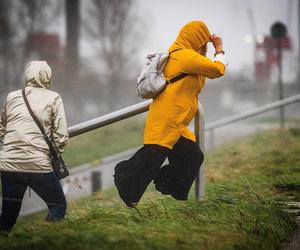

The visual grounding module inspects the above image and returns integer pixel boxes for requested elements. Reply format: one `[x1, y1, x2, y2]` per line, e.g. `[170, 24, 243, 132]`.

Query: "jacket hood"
[25, 61, 52, 89]
[169, 21, 211, 55]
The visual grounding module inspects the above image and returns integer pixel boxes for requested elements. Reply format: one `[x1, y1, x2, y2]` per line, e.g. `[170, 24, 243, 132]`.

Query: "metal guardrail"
[67, 94, 300, 201]
[69, 100, 152, 137]
[194, 104, 205, 200]
[205, 94, 300, 150]
[206, 94, 300, 131]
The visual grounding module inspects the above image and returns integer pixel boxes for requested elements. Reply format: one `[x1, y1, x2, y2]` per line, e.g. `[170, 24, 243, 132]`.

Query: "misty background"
[0, 0, 299, 126]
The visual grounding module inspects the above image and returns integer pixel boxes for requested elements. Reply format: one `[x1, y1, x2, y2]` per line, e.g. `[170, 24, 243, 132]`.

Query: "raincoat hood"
[25, 61, 52, 89]
[169, 21, 211, 55]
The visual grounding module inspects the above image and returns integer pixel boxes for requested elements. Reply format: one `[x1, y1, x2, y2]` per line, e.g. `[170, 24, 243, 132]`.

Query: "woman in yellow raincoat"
[114, 21, 228, 207]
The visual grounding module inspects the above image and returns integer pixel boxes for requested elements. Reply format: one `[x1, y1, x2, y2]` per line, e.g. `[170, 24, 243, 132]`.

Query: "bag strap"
[168, 73, 188, 84]
[166, 49, 188, 84]
[22, 89, 58, 159]
[169, 48, 182, 54]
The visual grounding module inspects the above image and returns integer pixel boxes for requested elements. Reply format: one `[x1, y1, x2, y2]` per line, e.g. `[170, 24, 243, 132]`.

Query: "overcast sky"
[136, 0, 298, 73]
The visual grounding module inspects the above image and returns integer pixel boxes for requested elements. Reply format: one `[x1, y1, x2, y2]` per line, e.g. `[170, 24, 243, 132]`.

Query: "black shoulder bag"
[22, 89, 69, 180]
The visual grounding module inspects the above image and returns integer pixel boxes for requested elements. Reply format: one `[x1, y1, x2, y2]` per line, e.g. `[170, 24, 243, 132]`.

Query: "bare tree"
[83, 0, 145, 110]
[0, 0, 61, 94]
[0, 1, 13, 95]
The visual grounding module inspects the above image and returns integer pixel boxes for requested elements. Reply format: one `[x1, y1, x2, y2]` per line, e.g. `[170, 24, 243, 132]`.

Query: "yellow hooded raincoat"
[144, 21, 226, 149]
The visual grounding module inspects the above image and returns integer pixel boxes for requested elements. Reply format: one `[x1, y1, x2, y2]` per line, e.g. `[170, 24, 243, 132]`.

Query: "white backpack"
[136, 51, 187, 99]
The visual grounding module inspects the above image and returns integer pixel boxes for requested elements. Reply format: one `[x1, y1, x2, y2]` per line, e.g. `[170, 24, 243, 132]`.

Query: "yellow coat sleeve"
[180, 50, 225, 79]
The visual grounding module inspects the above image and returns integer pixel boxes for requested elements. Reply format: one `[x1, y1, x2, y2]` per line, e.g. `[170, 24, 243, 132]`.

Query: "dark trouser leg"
[26, 172, 67, 221]
[114, 145, 170, 206]
[154, 136, 204, 200]
[0, 172, 27, 232]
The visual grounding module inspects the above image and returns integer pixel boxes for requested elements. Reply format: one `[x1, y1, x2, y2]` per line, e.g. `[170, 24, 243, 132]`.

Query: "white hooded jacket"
[0, 61, 69, 173]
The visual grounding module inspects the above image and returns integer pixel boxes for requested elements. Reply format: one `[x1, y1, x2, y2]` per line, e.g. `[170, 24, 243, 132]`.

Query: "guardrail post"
[195, 103, 205, 201]
[209, 129, 215, 150]
[91, 171, 102, 193]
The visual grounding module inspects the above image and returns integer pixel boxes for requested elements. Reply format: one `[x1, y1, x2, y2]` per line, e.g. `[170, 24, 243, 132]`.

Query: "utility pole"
[271, 22, 287, 129]
[65, 0, 80, 73]
[298, 0, 300, 91]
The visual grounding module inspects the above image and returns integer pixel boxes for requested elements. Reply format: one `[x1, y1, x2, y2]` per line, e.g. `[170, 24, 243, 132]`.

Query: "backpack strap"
[167, 73, 188, 84]
[166, 48, 188, 84]
[169, 48, 182, 54]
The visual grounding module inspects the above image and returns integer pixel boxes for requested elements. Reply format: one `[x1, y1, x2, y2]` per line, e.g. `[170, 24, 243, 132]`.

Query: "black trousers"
[114, 136, 204, 205]
[0, 172, 67, 232]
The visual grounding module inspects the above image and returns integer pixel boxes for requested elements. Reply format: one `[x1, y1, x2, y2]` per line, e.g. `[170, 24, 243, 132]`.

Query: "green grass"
[1, 128, 300, 250]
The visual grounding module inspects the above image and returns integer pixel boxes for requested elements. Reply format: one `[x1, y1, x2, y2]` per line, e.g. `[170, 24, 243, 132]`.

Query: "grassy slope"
[1, 128, 300, 250]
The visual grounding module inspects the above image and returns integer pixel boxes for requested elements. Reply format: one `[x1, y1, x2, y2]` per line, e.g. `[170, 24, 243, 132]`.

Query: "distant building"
[255, 35, 292, 82]
[27, 32, 64, 71]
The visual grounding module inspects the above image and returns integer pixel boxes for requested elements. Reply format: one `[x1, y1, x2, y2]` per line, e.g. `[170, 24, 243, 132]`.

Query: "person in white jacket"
[0, 61, 69, 233]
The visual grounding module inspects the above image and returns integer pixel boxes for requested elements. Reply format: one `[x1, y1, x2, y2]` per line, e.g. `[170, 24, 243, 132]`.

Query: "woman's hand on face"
[210, 34, 223, 51]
